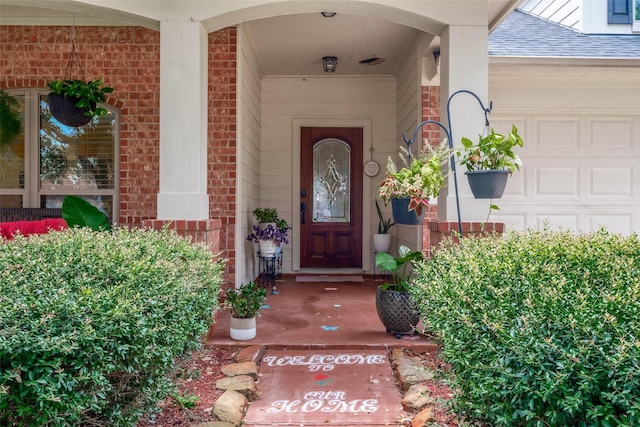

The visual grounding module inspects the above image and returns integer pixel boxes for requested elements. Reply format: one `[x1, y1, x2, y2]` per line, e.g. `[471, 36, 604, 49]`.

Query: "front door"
[300, 127, 363, 268]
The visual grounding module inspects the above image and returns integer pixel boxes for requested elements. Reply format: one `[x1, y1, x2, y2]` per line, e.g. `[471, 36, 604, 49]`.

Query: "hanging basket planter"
[48, 93, 94, 127]
[465, 170, 510, 199]
[391, 198, 425, 225]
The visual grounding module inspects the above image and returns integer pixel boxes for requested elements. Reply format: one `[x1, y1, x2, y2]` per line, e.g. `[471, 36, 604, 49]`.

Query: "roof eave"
[490, 56, 640, 67]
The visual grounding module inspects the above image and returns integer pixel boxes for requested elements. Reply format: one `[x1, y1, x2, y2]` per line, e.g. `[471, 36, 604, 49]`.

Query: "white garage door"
[487, 66, 640, 235]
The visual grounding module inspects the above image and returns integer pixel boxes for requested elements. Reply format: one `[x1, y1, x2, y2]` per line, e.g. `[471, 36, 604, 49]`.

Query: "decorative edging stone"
[390, 348, 439, 427]
[202, 345, 266, 427]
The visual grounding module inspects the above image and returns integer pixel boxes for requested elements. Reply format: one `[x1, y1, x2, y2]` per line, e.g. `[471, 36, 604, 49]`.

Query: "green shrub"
[412, 228, 640, 426]
[0, 227, 225, 426]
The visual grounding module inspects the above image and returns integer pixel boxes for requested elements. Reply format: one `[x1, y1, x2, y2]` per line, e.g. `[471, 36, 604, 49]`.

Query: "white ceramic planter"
[373, 233, 391, 252]
[230, 316, 257, 340]
[258, 239, 277, 257]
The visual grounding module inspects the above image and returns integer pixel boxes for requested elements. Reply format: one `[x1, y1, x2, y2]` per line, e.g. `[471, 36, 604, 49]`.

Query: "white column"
[438, 24, 491, 222]
[157, 21, 209, 220]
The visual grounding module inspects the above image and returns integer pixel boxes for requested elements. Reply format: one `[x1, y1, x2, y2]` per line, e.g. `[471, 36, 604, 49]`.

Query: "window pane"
[0, 195, 24, 209]
[312, 138, 350, 223]
[0, 93, 25, 192]
[39, 95, 116, 216]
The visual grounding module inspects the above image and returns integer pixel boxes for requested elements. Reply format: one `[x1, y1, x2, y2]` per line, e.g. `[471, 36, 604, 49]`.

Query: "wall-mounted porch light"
[323, 56, 338, 73]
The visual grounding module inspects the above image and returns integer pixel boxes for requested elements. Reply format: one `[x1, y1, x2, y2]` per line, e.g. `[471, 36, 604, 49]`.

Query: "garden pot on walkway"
[230, 316, 257, 340]
[375, 286, 419, 333]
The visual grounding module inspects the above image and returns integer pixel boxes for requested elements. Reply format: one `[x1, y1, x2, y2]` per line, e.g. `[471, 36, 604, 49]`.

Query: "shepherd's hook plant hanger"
[401, 89, 493, 235]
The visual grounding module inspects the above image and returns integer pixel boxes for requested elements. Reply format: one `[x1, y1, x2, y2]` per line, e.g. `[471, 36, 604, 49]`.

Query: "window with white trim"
[0, 88, 119, 223]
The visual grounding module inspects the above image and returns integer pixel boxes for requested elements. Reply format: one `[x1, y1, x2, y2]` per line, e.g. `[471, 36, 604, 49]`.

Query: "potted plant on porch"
[223, 281, 267, 340]
[379, 140, 452, 225]
[247, 207, 290, 257]
[373, 199, 394, 252]
[47, 78, 113, 127]
[375, 245, 424, 334]
[457, 125, 524, 199]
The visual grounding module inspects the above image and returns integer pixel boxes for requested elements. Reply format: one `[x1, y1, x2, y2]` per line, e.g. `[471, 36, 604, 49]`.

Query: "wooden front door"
[300, 127, 363, 268]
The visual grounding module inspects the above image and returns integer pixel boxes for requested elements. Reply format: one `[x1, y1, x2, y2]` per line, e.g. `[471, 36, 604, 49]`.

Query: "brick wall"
[208, 27, 238, 284]
[1, 25, 161, 226]
[1, 25, 238, 284]
[421, 85, 440, 251]
[427, 220, 504, 258]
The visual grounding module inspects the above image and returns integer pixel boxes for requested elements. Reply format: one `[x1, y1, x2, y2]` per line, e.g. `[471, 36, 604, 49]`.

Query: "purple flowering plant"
[246, 223, 289, 246]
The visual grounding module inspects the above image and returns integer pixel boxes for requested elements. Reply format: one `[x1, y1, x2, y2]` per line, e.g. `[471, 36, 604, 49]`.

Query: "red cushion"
[0, 218, 68, 240]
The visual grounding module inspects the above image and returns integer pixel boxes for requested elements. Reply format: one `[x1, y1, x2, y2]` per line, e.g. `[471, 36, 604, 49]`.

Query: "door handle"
[300, 202, 306, 224]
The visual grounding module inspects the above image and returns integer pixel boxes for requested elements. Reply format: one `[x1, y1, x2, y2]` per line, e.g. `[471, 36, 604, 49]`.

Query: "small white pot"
[373, 233, 391, 252]
[230, 316, 257, 340]
[259, 239, 277, 257]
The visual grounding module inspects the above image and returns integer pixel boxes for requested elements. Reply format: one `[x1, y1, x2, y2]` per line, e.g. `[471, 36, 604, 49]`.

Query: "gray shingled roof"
[490, 10, 640, 58]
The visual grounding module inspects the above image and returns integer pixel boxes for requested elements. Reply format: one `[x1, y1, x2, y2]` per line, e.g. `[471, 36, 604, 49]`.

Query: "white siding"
[395, 38, 424, 252]
[261, 75, 397, 272]
[518, 0, 582, 31]
[237, 24, 263, 285]
[488, 63, 640, 235]
[518, 0, 636, 35]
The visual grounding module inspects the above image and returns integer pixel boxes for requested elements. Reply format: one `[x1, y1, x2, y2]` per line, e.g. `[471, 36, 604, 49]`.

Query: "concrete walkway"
[244, 349, 403, 426]
[206, 275, 439, 353]
[206, 275, 441, 426]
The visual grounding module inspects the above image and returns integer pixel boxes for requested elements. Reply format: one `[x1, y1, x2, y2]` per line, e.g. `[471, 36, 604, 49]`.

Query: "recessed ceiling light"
[359, 57, 385, 65]
[321, 12, 337, 17]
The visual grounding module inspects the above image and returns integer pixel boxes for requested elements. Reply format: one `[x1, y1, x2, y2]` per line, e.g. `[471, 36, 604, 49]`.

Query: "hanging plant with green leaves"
[47, 78, 113, 119]
[47, 21, 114, 127]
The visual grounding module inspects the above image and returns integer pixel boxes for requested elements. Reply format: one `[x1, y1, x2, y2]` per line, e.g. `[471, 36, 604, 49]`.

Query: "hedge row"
[413, 228, 640, 426]
[0, 227, 225, 426]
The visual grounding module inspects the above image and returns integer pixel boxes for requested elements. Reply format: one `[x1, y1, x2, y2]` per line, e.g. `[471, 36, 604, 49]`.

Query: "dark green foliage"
[0, 89, 22, 146]
[62, 195, 111, 231]
[375, 245, 423, 292]
[0, 227, 225, 426]
[47, 79, 114, 118]
[458, 124, 524, 173]
[224, 281, 267, 319]
[375, 199, 394, 234]
[412, 228, 640, 426]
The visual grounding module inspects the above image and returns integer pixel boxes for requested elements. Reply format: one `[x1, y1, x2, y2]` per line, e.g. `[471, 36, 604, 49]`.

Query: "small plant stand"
[257, 250, 282, 294]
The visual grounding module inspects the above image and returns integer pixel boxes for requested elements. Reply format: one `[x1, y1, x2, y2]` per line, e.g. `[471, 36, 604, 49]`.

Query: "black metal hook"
[400, 89, 493, 235]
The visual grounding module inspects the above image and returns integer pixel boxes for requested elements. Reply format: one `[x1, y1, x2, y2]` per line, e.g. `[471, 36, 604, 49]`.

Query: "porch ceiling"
[0, 0, 520, 77]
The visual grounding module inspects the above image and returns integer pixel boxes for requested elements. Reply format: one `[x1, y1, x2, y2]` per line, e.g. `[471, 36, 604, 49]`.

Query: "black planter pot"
[391, 197, 425, 225]
[375, 286, 419, 333]
[465, 169, 510, 199]
[48, 93, 95, 127]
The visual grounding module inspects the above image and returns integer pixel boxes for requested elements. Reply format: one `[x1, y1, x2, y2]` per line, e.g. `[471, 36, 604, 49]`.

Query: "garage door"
[488, 114, 640, 235]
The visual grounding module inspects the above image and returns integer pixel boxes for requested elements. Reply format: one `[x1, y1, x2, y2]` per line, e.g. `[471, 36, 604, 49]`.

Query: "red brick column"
[426, 220, 504, 258]
[142, 219, 222, 256]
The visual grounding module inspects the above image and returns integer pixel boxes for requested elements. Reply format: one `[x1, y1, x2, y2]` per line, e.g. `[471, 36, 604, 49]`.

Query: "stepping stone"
[244, 349, 404, 426]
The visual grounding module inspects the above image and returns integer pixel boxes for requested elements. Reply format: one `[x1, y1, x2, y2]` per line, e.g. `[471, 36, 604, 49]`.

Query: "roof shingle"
[489, 10, 640, 58]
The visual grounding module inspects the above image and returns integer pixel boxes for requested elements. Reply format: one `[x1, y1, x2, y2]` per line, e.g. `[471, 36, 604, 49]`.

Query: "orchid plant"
[378, 140, 452, 217]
